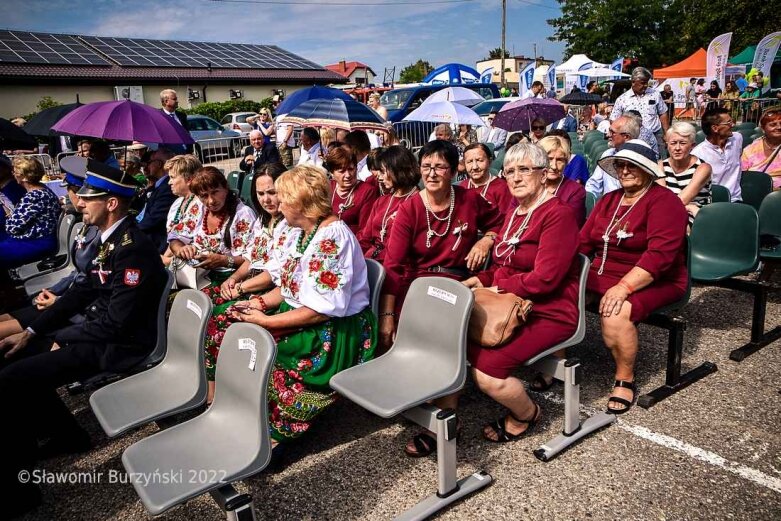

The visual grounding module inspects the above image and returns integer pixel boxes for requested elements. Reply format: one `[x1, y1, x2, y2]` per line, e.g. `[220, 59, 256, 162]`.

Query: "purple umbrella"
[52, 99, 194, 144]
[493, 98, 566, 132]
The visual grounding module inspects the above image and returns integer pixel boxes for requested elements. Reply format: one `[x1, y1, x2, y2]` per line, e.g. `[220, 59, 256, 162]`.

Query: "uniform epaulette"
[120, 232, 133, 246]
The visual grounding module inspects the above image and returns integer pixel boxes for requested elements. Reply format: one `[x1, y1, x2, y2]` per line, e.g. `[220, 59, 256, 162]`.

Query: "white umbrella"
[578, 67, 630, 78]
[423, 87, 485, 107]
[403, 100, 486, 127]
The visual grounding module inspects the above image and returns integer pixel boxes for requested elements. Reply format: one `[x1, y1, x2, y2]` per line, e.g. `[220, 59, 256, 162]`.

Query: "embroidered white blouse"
[192, 201, 256, 258]
[166, 195, 204, 244]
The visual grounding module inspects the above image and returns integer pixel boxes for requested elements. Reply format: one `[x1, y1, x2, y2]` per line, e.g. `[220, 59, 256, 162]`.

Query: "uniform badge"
[124, 268, 141, 286]
[120, 232, 133, 246]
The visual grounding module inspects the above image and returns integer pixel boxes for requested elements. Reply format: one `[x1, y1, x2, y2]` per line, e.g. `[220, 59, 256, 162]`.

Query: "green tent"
[730, 46, 756, 65]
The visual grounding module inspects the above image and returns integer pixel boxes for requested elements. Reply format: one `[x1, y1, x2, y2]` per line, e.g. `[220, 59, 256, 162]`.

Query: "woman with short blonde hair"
[659, 122, 712, 224]
[163, 154, 204, 264]
[228, 163, 376, 447]
[537, 135, 587, 226]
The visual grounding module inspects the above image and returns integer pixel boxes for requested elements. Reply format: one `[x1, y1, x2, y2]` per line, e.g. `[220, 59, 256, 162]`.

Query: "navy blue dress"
[0, 186, 61, 269]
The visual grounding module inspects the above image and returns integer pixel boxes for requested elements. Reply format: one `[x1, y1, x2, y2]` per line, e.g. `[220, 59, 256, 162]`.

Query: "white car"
[188, 115, 243, 160]
[220, 112, 258, 136]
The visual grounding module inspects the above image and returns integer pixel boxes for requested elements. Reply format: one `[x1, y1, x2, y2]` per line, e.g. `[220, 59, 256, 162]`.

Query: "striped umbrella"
[280, 98, 387, 131]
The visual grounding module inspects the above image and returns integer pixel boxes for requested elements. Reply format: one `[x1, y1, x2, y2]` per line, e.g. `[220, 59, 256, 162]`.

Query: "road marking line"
[538, 391, 781, 494]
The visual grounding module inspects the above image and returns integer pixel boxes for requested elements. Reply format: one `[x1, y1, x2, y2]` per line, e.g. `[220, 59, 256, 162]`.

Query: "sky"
[2, 0, 565, 81]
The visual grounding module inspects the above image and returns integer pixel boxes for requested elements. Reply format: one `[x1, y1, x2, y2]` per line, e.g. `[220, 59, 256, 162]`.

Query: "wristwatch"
[226, 255, 235, 269]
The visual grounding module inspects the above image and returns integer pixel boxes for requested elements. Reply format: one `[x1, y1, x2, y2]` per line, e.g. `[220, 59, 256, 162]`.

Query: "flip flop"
[482, 402, 541, 443]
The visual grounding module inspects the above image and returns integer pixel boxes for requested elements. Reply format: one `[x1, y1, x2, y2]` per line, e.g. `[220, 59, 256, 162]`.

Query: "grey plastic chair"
[523, 255, 616, 461]
[13, 213, 76, 281]
[89, 290, 212, 438]
[330, 277, 491, 521]
[122, 323, 277, 517]
[24, 222, 84, 296]
[364, 258, 385, 317]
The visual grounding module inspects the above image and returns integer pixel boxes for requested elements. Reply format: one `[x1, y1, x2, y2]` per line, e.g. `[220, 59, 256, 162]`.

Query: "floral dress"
[165, 194, 203, 244]
[202, 216, 284, 380]
[262, 219, 377, 442]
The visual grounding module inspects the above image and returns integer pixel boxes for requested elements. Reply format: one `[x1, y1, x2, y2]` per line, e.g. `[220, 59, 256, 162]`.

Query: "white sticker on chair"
[238, 338, 257, 371]
[427, 286, 458, 305]
[186, 299, 203, 319]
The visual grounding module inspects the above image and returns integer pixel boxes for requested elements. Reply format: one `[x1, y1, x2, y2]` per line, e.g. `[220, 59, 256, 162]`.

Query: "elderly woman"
[530, 118, 547, 143]
[173, 167, 256, 286]
[580, 140, 687, 414]
[326, 145, 378, 234]
[741, 107, 781, 190]
[380, 140, 503, 349]
[227, 165, 376, 445]
[163, 154, 204, 265]
[0, 157, 61, 270]
[658, 122, 712, 224]
[358, 146, 420, 261]
[404, 143, 581, 455]
[201, 162, 287, 403]
[537, 136, 587, 226]
[459, 143, 513, 213]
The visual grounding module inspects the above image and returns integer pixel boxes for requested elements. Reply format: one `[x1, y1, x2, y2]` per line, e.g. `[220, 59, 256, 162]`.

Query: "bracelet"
[226, 255, 235, 269]
[618, 280, 635, 294]
[379, 312, 395, 317]
[258, 297, 268, 312]
[483, 233, 497, 242]
[236, 282, 244, 296]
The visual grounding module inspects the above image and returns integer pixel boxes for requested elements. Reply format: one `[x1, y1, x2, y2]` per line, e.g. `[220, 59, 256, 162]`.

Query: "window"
[203, 118, 222, 131]
[220, 115, 232, 124]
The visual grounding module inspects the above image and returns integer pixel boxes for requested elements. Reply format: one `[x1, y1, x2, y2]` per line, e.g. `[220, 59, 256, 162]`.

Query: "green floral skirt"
[268, 302, 377, 442]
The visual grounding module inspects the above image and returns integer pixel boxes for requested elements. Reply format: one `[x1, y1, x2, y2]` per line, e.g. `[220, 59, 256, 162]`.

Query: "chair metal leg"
[399, 405, 492, 521]
[637, 315, 718, 409]
[210, 484, 257, 521]
[531, 357, 616, 462]
[724, 281, 781, 361]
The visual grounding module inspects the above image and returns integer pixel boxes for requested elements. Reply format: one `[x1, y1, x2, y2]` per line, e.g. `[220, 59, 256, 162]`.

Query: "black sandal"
[404, 432, 437, 458]
[606, 380, 637, 415]
[529, 372, 558, 392]
[482, 402, 541, 443]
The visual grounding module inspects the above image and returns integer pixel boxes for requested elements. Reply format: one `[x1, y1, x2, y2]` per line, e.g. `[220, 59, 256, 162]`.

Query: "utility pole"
[500, 0, 506, 87]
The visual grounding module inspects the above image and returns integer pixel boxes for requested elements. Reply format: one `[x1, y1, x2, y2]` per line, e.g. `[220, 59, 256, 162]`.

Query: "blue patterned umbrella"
[275, 86, 354, 116]
[280, 98, 387, 131]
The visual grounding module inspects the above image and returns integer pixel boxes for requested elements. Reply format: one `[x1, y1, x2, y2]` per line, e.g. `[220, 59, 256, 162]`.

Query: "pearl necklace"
[597, 184, 652, 275]
[379, 188, 416, 242]
[468, 175, 493, 199]
[332, 183, 358, 217]
[494, 190, 548, 261]
[422, 188, 455, 248]
[548, 177, 564, 196]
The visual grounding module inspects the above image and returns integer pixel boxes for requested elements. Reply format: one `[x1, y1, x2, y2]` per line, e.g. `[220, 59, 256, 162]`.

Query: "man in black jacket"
[137, 147, 177, 252]
[159, 88, 188, 128]
[0, 159, 168, 517]
[239, 129, 281, 173]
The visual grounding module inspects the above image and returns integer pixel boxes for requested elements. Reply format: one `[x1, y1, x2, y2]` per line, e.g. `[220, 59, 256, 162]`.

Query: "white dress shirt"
[585, 148, 623, 197]
[692, 133, 744, 202]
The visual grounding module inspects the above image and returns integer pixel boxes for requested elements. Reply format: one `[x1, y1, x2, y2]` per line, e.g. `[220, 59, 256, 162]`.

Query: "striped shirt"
[661, 157, 711, 207]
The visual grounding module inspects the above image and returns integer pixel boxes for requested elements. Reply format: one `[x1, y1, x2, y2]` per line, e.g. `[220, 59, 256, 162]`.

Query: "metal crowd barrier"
[8, 153, 57, 178]
[393, 121, 436, 151]
[194, 135, 250, 173]
[679, 96, 780, 124]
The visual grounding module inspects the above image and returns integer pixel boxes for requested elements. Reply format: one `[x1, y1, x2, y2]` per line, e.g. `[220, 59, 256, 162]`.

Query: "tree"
[399, 60, 434, 83]
[487, 48, 510, 59]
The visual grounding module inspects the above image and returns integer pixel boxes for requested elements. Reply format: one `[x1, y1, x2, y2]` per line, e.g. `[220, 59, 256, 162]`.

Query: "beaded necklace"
[296, 218, 323, 254]
[332, 183, 358, 217]
[422, 188, 455, 248]
[172, 194, 195, 225]
[379, 188, 417, 242]
[468, 175, 493, 198]
[547, 176, 564, 196]
[597, 183, 652, 275]
[202, 208, 227, 236]
[494, 190, 548, 261]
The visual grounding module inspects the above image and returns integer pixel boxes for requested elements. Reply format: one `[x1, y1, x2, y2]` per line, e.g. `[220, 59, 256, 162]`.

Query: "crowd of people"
[0, 72, 779, 517]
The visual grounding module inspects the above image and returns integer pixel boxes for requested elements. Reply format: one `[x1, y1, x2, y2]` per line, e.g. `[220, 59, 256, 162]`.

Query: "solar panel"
[0, 30, 109, 66]
[79, 35, 323, 69]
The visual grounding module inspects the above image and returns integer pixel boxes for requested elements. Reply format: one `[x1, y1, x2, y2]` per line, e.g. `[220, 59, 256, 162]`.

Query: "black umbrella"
[0, 118, 37, 150]
[558, 91, 603, 106]
[23, 102, 84, 136]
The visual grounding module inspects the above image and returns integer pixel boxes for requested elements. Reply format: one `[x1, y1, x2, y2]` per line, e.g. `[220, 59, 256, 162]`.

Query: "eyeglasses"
[613, 160, 639, 171]
[714, 119, 734, 127]
[420, 164, 450, 175]
[504, 166, 544, 178]
[259, 112, 269, 117]
[532, 126, 545, 131]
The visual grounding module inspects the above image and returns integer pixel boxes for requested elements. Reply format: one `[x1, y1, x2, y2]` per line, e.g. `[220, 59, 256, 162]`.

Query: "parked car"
[471, 97, 517, 117]
[188, 115, 242, 160]
[380, 83, 500, 123]
[220, 112, 259, 135]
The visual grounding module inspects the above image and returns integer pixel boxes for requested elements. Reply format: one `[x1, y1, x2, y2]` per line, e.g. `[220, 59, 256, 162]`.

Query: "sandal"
[529, 372, 558, 393]
[482, 402, 541, 443]
[404, 431, 437, 458]
[606, 380, 637, 415]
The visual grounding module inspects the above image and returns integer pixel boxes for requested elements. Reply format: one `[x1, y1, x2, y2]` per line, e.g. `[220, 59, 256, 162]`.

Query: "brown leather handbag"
[468, 288, 533, 348]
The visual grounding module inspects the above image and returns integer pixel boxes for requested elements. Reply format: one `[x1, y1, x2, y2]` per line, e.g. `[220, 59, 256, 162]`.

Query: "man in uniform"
[0, 158, 168, 517]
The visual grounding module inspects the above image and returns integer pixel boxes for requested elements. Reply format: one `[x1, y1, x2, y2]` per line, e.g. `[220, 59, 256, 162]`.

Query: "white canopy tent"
[555, 54, 610, 95]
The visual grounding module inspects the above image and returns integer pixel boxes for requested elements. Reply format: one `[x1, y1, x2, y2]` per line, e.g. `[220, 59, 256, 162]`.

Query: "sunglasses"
[532, 126, 545, 131]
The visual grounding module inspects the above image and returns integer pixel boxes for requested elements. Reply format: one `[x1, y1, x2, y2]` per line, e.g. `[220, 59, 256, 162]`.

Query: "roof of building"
[324, 61, 376, 78]
[0, 29, 345, 84]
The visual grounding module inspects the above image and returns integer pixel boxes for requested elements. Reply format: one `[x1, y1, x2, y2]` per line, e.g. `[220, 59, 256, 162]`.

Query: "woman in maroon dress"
[325, 145, 378, 234]
[538, 135, 587, 227]
[580, 140, 688, 414]
[403, 143, 580, 455]
[459, 143, 513, 214]
[358, 146, 420, 262]
[380, 140, 503, 350]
